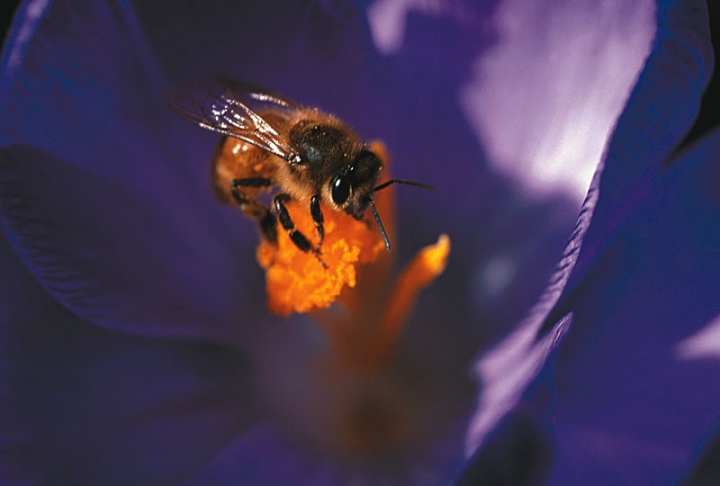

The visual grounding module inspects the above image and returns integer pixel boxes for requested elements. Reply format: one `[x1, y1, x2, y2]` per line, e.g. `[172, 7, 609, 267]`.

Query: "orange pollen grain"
[257, 200, 384, 317]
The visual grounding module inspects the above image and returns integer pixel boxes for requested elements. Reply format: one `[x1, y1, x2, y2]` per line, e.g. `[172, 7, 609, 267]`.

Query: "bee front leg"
[274, 194, 327, 268]
[310, 195, 324, 248]
[230, 178, 277, 243]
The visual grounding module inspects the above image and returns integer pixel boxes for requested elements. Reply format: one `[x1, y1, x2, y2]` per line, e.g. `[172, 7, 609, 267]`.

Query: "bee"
[166, 77, 430, 258]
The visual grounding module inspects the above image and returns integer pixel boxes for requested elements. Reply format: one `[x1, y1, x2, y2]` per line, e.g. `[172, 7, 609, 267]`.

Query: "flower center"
[257, 194, 450, 369]
[252, 156, 456, 465]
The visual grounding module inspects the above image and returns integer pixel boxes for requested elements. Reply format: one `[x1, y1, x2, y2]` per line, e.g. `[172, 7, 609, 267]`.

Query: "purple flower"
[0, 0, 714, 484]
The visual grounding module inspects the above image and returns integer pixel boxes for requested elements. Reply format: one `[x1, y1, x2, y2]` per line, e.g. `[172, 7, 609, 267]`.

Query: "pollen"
[257, 199, 385, 317]
[252, 147, 455, 460]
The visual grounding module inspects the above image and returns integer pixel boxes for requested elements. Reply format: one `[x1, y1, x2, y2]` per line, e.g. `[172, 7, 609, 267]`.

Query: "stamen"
[370, 234, 451, 366]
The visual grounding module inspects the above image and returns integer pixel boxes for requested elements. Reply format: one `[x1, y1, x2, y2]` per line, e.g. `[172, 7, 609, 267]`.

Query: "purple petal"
[464, 314, 571, 456]
[564, 0, 715, 295]
[0, 145, 264, 343]
[188, 423, 466, 484]
[547, 128, 720, 483]
[0, 233, 256, 484]
[455, 297, 573, 484]
[459, 0, 655, 201]
[0, 0, 282, 339]
[460, 119, 606, 467]
[463, 0, 714, 479]
[454, 379, 558, 485]
[187, 425, 336, 485]
[362, 0, 655, 339]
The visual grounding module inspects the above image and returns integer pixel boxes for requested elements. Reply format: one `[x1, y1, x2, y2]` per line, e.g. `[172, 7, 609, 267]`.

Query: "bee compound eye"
[331, 175, 351, 205]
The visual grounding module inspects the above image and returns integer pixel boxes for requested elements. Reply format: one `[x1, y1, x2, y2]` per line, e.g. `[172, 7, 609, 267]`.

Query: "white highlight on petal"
[0, 0, 51, 116]
[464, 313, 571, 456]
[367, 0, 445, 55]
[4, 0, 50, 71]
[460, 0, 655, 201]
[676, 313, 720, 360]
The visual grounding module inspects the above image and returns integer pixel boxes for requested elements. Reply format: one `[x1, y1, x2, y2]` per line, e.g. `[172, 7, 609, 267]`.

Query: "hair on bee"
[166, 77, 433, 259]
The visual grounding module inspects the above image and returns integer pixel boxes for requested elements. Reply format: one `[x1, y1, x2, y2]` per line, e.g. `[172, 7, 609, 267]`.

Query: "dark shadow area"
[679, 0, 720, 149]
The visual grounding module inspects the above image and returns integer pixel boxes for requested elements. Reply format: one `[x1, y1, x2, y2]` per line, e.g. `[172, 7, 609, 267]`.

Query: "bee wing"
[166, 77, 301, 164]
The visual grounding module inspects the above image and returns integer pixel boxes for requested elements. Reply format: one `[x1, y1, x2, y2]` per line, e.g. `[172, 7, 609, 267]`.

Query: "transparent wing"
[166, 77, 302, 164]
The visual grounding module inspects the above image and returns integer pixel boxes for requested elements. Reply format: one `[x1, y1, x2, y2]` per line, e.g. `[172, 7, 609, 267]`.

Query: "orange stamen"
[257, 199, 384, 317]
[371, 234, 450, 365]
[255, 143, 450, 373]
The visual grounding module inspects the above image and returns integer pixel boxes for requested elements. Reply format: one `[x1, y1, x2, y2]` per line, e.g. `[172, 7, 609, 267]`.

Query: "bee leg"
[230, 178, 277, 243]
[274, 194, 327, 268]
[310, 195, 324, 248]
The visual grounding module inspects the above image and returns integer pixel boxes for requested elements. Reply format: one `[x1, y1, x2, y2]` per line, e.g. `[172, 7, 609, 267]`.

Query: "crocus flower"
[0, 0, 714, 484]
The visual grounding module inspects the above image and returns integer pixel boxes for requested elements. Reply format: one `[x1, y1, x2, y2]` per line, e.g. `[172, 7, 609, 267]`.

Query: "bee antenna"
[374, 179, 434, 193]
[367, 198, 391, 252]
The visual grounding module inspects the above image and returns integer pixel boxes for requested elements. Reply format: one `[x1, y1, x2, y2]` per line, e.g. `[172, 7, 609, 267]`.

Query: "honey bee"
[166, 77, 430, 258]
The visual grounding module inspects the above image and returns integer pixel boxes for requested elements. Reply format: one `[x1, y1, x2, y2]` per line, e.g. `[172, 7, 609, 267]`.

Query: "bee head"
[329, 149, 383, 219]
